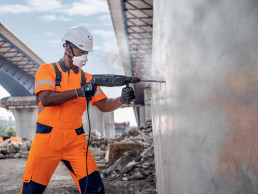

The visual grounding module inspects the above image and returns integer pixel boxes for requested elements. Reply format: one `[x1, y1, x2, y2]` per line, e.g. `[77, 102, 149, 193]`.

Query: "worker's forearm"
[39, 90, 78, 107]
[95, 97, 122, 112]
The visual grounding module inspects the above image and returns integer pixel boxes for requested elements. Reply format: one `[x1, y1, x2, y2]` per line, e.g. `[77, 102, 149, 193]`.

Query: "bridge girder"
[0, 23, 45, 96]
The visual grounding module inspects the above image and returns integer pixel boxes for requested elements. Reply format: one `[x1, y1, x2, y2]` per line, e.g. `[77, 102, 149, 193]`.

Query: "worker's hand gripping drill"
[120, 85, 135, 104]
[76, 83, 97, 101]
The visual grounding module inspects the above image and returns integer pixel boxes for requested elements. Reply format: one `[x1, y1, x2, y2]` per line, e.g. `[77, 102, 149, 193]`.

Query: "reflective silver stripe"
[38, 107, 45, 113]
[35, 80, 55, 89]
[95, 88, 104, 96]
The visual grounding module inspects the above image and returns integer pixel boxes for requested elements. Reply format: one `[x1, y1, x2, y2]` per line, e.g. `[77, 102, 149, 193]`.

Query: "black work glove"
[120, 86, 135, 104]
[76, 83, 97, 99]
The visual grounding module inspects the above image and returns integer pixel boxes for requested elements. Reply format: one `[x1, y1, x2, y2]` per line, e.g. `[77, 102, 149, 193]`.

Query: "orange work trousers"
[20, 122, 104, 194]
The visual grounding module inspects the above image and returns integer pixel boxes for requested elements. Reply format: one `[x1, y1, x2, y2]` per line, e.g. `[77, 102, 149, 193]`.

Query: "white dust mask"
[72, 54, 88, 68]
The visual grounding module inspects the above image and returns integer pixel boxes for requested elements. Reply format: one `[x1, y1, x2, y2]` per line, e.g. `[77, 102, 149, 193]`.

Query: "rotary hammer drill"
[90, 74, 165, 104]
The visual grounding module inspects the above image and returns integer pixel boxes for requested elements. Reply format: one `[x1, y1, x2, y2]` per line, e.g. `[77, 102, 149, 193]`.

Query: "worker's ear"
[65, 45, 71, 54]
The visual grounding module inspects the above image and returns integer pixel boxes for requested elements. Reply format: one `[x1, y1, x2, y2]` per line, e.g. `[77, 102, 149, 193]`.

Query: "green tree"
[3, 127, 16, 137]
[0, 123, 8, 137]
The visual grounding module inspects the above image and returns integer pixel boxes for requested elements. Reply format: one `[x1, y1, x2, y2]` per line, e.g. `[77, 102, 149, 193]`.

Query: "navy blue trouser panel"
[22, 180, 46, 194]
[62, 160, 76, 175]
[79, 171, 105, 194]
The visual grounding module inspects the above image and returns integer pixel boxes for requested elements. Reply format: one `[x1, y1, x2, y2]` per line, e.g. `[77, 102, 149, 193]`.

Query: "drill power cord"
[85, 99, 91, 194]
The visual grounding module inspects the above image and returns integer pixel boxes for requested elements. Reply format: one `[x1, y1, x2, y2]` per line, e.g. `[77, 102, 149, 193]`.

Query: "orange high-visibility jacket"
[35, 59, 107, 129]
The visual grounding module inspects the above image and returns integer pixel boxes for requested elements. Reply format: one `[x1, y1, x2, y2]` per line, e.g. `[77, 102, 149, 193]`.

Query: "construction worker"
[20, 26, 135, 194]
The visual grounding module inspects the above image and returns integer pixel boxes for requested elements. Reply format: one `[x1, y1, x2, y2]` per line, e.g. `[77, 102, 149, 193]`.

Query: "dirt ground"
[0, 158, 156, 194]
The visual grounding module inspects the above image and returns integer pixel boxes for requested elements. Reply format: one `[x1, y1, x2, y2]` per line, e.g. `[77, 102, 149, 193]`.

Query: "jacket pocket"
[36, 122, 53, 134]
[75, 125, 85, 135]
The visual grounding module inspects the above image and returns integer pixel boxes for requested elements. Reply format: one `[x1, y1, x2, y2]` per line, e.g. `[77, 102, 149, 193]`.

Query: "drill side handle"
[125, 83, 131, 105]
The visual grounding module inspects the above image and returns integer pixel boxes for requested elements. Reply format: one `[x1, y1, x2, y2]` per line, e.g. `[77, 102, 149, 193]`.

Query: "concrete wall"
[152, 1, 258, 194]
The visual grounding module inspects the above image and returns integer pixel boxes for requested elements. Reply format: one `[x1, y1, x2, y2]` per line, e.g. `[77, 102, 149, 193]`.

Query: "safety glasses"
[69, 45, 78, 49]
[69, 45, 89, 55]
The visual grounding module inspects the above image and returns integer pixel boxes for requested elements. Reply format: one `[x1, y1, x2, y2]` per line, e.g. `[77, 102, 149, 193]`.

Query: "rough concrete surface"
[152, 0, 258, 194]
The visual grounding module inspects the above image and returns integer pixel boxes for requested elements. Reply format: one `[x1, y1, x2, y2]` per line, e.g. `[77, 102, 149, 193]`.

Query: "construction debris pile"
[0, 138, 31, 159]
[89, 120, 156, 193]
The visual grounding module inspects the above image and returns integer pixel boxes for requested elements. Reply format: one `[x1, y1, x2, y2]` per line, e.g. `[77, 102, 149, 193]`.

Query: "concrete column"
[11, 107, 37, 140]
[1, 96, 38, 140]
[83, 104, 105, 136]
[104, 112, 115, 138]
[152, 0, 258, 193]
[144, 86, 151, 121]
[134, 106, 146, 127]
[139, 106, 145, 127]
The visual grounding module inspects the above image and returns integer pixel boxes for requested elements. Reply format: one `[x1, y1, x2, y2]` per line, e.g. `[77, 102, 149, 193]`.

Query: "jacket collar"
[58, 59, 79, 74]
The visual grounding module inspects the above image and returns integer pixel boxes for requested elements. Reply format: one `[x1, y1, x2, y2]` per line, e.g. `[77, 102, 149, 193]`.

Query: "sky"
[0, 0, 137, 126]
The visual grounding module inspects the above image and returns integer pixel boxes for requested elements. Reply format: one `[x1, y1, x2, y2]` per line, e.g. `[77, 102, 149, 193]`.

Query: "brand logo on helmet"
[79, 45, 83, 47]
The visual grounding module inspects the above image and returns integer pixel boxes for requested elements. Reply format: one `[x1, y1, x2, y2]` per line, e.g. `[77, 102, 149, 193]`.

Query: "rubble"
[108, 141, 144, 166]
[91, 120, 156, 193]
[0, 138, 31, 159]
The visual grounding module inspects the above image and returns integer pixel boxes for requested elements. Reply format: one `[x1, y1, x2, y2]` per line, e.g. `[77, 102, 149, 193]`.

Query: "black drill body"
[91, 74, 141, 87]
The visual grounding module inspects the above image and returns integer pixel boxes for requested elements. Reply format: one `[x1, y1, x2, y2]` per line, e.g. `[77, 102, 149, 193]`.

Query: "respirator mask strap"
[63, 42, 76, 59]
[69, 45, 76, 57]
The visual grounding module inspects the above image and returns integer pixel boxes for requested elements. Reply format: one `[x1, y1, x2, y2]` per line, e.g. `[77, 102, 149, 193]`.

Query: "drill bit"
[140, 79, 166, 83]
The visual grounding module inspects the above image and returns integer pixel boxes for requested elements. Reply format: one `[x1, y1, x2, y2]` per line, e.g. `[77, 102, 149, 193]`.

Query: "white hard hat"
[61, 26, 93, 52]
